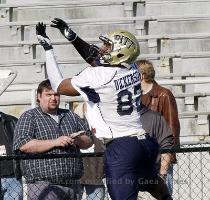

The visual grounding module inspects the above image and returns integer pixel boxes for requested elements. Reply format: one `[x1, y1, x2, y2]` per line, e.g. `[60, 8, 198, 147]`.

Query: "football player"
[36, 22, 172, 200]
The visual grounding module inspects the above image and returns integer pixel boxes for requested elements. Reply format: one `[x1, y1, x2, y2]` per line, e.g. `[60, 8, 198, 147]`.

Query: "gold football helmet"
[99, 29, 140, 66]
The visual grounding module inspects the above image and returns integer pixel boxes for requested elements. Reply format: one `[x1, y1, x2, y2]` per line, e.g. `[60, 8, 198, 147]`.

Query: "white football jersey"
[71, 65, 144, 139]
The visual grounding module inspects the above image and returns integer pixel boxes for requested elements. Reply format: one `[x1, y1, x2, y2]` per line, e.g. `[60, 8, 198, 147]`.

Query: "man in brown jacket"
[136, 59, 180, 195]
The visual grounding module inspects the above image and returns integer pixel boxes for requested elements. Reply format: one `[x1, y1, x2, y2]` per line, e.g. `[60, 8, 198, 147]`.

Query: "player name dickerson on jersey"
[114, 71, 140, 91]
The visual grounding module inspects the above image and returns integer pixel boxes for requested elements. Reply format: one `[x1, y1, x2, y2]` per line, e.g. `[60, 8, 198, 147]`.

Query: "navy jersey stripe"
[75, 67, 89, 77]
[102, 70, 118, 86]
[80, 86, 100, 103]
[97, 103, 113, 137]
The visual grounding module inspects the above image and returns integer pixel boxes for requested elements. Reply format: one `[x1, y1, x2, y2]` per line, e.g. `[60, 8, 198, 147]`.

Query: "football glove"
[36, 22, 53, 51]
[51, 18, 77, 42]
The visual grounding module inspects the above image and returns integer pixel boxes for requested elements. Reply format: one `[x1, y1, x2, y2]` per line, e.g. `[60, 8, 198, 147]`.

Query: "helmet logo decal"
[114, 34, 135, 49]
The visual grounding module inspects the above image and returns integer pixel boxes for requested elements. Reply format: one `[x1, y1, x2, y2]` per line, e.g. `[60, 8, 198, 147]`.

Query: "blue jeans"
[166, 165, 173, 195]
[83, 184, 105, 200]
[1, 177, 23, 200]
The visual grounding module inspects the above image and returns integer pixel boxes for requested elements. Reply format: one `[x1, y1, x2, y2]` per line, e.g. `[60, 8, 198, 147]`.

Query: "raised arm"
[51, 18, 100, 66]
[36, 22, 79, 96]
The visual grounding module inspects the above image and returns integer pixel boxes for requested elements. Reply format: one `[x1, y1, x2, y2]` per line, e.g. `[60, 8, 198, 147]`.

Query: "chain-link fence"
[0, 144, 209, 200]
[139, 143, 210, 200]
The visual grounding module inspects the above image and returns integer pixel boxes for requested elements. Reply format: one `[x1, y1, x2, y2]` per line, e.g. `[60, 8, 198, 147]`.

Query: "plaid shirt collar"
[37, 106, 66, 121]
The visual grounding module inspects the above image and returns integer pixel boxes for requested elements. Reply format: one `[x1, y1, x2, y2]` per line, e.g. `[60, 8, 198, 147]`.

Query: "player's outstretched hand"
[51, 18, 77, 42]
[36, 22, 53, 51]
[36, 22, 47, 37]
